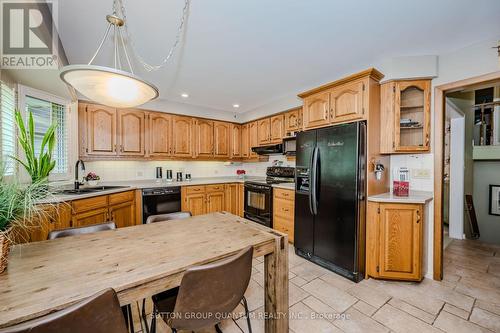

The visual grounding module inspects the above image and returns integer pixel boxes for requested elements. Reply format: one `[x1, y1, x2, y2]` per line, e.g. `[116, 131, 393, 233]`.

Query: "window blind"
[25, 95, 68, 175]
[0, 82, 16, 175]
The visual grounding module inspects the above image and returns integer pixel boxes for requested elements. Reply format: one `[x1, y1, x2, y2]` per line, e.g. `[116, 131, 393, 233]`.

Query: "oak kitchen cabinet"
[117, 109, 146, 156]
[27, 204, 72, 243]
[380, 79, 431, 153]
[298, 68, 384, 130]
[258, 118, 271, 145]
[366, 201, 424, 281]
[81, 103, 117, 156]
[270, 115, 284, 143]
[172, 115, 193, 158]
[248, 121, 259, 158]
[181, 184, 227, 216]
[273, 188, 295, 243]
[147, 112, 172, 157]
[225, 183, 244, 216]
[230, 123, 242, 158]
[241, 123, 249, 158]
[194, 119, 214, 158]
[284, 108, 302, 136]
[214, 121, 230, 158]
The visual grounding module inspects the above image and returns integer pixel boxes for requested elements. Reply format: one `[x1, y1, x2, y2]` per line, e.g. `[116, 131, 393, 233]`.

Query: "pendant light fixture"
[60, 0, 189, 108]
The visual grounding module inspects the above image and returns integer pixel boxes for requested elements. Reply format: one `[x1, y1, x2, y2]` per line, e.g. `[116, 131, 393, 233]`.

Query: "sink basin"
[57, 186, 129, 195]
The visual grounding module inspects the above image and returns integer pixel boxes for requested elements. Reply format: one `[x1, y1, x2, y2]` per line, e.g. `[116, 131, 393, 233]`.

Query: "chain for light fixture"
[113, 0, 190, 72]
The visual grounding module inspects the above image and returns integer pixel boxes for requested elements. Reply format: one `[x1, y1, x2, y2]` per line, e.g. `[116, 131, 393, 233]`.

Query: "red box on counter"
[393, 181, 409, 197]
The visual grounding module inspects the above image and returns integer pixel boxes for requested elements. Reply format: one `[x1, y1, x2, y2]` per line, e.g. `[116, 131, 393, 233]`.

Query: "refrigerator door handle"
[311, 146, 319, 215]
[308, 149, 315, 216]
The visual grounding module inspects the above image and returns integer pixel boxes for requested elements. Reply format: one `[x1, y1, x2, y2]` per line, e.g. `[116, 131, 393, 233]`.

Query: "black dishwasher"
[142, 187, 181, 224]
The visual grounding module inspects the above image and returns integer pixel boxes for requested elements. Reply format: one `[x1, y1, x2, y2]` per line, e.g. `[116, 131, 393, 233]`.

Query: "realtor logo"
[0, 0, 58, 69]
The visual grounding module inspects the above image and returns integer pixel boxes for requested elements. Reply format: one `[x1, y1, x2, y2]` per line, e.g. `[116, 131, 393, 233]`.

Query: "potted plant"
[11, 110, 57, 186]
[0, 174, 52, 273]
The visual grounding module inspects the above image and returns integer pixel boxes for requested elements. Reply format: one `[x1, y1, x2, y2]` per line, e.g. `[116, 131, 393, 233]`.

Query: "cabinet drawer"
[206, 184, 224, 192]
[109, 190, 134, 205]
[274, 188, 294, 201]
[273, 216, 294, 243]
[185, 186, 206, 194]
[274, 197, 294, 218]
[72, 195, 108, 213]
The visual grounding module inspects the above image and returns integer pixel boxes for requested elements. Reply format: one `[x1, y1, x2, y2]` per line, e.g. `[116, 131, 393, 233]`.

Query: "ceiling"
[58, 0, 500, 113]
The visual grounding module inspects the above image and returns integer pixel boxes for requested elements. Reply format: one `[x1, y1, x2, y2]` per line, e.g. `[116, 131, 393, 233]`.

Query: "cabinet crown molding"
[297, 68, 385, 98]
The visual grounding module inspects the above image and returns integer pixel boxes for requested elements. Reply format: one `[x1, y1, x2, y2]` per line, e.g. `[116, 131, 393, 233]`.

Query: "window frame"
[17, 85, 72, 182]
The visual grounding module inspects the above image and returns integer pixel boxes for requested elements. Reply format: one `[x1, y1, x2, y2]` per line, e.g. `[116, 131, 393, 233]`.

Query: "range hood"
[252, 144, 283, 155]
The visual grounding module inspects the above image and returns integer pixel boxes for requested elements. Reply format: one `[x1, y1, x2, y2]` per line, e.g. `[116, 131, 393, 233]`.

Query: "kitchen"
[1, 1, 500, 333]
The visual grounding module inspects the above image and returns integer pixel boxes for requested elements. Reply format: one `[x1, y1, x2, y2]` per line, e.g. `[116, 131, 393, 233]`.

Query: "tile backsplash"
[390, 154, 434, 192]
[84, 155, 294, 181]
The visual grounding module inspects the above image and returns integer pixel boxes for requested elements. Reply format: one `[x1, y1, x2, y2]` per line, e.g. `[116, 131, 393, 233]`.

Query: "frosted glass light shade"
[60, 65, 159, 108]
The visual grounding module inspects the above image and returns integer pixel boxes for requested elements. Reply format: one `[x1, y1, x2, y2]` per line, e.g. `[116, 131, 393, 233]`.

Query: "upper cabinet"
[241, 124, 249, 158]
[172, 116, 193, 158]
[117, 109, 145, 156]
[270, 115, 284, 143]
[195, 119, 214, 158]
[147, 113, 172, 157]
[84, 104, 117, 156]
[249, 121, 259, 158]
[214, 121, 230, 158]
[230, 124, 242, 159]
[299, 68, 384, 131]
[380, 79, 431, 154]
[258, 118, 271, 145]
[284, 108, 302, 136]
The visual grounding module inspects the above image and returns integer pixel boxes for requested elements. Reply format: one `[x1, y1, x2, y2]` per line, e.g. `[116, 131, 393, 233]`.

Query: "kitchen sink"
[57, 186, 130, 195]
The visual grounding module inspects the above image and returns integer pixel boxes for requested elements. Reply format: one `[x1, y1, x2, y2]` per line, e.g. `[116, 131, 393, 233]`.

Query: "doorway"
[434, 71, 500, 280]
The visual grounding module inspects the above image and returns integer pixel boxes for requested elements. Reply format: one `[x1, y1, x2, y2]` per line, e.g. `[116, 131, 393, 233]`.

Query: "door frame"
[433, 71, 500, 280]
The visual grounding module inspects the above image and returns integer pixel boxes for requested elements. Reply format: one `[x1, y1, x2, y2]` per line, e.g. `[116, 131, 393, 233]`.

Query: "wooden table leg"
[264, 235, 289, 332]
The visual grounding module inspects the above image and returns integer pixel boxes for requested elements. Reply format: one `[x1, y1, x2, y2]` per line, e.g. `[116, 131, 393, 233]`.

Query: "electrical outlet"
[412, 168, 431, 179]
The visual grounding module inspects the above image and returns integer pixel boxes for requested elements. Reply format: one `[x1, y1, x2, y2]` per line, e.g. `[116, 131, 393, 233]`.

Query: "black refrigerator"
[294, 121, 366, 282]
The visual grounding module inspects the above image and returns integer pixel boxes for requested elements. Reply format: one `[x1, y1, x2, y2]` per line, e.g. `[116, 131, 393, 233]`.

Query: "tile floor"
[133, 238, 500, 333]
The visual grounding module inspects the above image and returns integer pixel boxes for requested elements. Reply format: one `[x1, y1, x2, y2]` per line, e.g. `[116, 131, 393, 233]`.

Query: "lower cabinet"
[27, 204, 72, 242]
[273, 188, 295, 243]
[182, 183, 244, 216]
[366, 201, 424, 281]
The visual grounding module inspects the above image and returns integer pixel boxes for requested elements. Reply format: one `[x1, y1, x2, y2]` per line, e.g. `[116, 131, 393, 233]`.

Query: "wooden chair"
[0, 288, 127, 333]
[150, 246, 254, 333]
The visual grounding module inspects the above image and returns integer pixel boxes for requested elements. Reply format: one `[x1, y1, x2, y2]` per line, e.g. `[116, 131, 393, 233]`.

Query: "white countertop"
[42, 176, 295, 203]
[367, 191, 433, 204]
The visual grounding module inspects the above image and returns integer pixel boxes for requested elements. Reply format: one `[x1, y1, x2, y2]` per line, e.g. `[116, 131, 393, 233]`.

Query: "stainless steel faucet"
[74, 159, 86, 190]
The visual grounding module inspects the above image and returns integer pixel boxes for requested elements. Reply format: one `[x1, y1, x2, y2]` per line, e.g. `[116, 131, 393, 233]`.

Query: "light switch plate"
[412, 168, 431, 179]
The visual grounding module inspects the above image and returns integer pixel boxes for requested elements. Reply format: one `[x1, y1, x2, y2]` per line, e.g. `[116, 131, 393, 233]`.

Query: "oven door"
[244, 183, 272, 227]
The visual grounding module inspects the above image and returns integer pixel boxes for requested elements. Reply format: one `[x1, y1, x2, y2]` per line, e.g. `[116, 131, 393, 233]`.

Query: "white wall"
[449, 116, 465, 239]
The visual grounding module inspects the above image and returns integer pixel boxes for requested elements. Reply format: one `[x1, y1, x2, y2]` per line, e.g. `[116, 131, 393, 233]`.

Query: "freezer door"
[313, 122, 361, 273]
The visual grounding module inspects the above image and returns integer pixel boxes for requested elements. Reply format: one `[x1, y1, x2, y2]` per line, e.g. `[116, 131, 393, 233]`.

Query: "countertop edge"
[367, 191, 434, 204]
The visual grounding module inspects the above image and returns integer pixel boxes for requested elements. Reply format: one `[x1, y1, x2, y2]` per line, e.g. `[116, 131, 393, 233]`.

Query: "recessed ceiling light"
[181, 93, 189, 98]
[233, 104, 240, 108]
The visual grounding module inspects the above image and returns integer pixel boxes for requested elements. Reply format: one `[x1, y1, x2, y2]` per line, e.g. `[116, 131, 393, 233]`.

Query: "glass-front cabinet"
[380, 79, 431, 154]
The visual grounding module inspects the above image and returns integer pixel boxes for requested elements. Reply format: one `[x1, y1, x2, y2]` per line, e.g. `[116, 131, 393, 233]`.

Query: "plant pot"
[0, 229, 12, 274]
[87, 180, 98, 187]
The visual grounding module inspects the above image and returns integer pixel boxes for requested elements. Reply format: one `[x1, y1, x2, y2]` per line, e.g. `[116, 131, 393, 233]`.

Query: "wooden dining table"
[0, 212, 289, 332]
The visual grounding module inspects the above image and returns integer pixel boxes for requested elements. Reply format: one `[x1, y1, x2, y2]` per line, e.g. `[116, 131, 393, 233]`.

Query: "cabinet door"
[303, 92, 330, 129]
[214, 121, 230, 158]
[72, 207, 109, 228]
[172, 116, 193, 157]
[237, 183, 244, 217]
[224, 183, 239, 215]
[86, 104, 117, 156]
[270, 115, 284, 143]
[230, 124, 241, 158]
[284, 109, 300, 134]
[117, 109, 145, 156]
[29, 204, 72, 242]
[195, 119, 214, 158]
[241, 124, 250, 158]
[207, 191, 225, 213]
[109, 201, 135, 228]
[148, 112, 172, 157]
[249, 121, 259, 158]
[330, 80, 365, 123]
[379, 203, 423, 281]
[183, 193, 206, 216]
[258, 118, 271, 145]
[394, 80, 431, 152]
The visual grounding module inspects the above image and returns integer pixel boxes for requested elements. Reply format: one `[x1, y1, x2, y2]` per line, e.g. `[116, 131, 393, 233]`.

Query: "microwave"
[282, 136, 296, 156]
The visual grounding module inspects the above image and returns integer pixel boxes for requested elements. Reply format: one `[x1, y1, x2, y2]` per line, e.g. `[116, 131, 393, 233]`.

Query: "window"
[18, 86, 70, 180]
[0, 82, 16, 176]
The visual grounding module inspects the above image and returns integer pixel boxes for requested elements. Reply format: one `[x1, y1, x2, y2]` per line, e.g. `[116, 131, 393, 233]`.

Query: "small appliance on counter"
[185, 173, 192, 181]
[176, 172, 183, 182]
[156, 167, 163, 179]
[244, 166, 295, 227]
[166, 170, 173, 182]
[393, 167, 410, 197]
